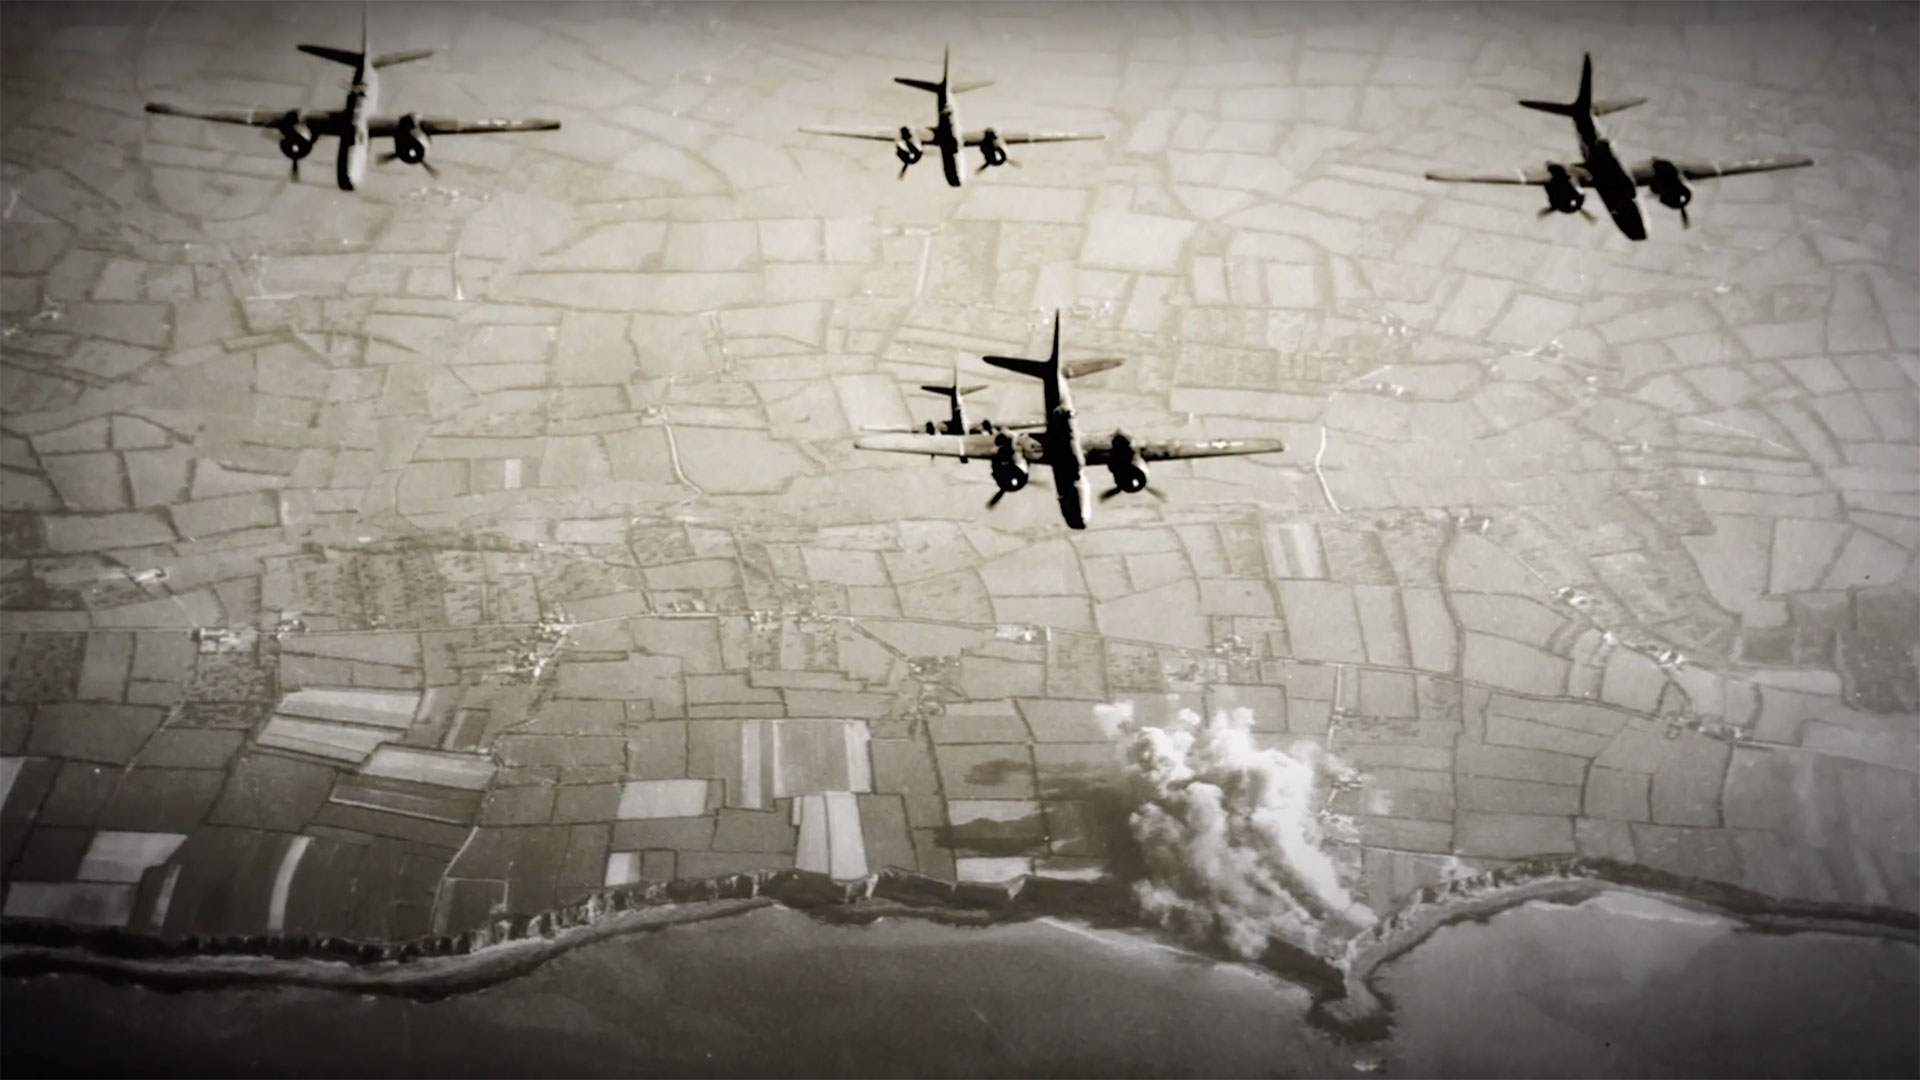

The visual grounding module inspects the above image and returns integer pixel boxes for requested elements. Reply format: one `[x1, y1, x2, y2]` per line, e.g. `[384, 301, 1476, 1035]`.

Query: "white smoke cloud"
[1096, 701, 1378, 962]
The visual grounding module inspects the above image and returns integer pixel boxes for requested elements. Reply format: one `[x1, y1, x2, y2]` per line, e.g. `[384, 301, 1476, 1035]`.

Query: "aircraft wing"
[854, 432, 1042, 461]
[369, 116, 562, 137]
[962, 130, 1104, 146]
[1424, 164, 1593, 186]
[855, 432, 1003, 459]
[1083, 435, 1287, 465]
[858, 419, 1050, 436]
[801, 125, 932, 143]
[145, 102, 344, 135]
[1629, 155, 1815, 183]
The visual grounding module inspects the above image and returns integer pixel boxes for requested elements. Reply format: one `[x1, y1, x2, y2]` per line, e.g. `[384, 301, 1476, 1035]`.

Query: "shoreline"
[4, 859, 1915, 1038]
[1319, 858, 1920, 1038]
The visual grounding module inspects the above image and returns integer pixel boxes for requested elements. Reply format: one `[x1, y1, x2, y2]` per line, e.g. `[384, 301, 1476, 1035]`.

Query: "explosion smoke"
[1097, 702, 1378, 962]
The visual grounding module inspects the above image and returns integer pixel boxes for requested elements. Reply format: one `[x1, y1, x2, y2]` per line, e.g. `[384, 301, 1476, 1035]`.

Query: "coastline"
[6, 857, 1914, 1038]
[1320, 857, 1920, 1038]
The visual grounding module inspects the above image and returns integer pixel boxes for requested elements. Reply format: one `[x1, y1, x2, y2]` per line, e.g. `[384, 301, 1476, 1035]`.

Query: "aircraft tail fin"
[1518, 52, 1594, 118]
[303, 4, 374, 71]
[372, 48, 438, 69]
[298, 44, 365, 68]
[896, 46, 955, 95]
[982, 311, 1066, 381]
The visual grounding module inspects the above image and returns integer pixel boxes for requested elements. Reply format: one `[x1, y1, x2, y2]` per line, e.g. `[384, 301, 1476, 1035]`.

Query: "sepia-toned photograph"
[1, 1, 1915, 1076]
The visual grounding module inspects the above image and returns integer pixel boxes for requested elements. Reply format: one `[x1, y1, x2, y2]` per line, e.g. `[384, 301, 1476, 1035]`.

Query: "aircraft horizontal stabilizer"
[894, 77, 944, 94]
[1589, 97, 1647, 116]
[372, 48, 438, 69]
[949, 79, 994, 94]
[981, 355, 1053, 380]
[1062, 357, 1124, 380]
[1517, 97, 1580, 118]
[298, 44, 363, 68]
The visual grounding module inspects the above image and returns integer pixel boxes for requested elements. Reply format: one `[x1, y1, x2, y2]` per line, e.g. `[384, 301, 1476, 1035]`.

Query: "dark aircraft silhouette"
[855, 313, 1286, 529]
[1425, 53, 1813, 240]
[860, 354, 1126, 461]
[801, 47, 1104, 186]
[144, 7, 560, 191]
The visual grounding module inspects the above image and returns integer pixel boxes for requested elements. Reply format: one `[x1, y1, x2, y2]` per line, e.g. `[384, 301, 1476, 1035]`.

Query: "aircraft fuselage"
[337, 66, 376, 191]
[1039, 367, 1091, 530]
[1575, 121, 1647, 241]
[932, 90, 965, 188]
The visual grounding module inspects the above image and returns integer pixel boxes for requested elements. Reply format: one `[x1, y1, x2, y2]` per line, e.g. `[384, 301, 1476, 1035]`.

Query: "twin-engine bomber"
[802, 46, 1106, 186]
[855, 313, 1288, 530]
[144, 8, 560, 191]
[1425, 53, 1813, 240]
[860, 355, 1125, 446]
[134, 34, 1820, 527]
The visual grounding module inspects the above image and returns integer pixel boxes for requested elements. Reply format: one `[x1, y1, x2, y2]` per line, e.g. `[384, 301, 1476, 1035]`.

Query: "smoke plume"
[1096, 702, 1378, 962]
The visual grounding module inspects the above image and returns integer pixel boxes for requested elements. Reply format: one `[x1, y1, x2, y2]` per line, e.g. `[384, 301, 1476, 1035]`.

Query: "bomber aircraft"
[1424, 53, 1813, 240]
[801, 47, 1104, 186]
[144, 8, 561, 191]
[854, 313, 1287, 529]
[860, 355, 1126, 460]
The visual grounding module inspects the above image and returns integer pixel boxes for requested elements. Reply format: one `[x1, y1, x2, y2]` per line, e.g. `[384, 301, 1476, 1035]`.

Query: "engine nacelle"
[393, 114, 429, 165]
[1108, 460, 1149, 493]
[992, 460, 1029, 493]
[1107, 432, 1149, 493]
[275, 110, 313, 160]
[1647, 158, 1691, 211]
[991, 434, 1029, 493]
[895, 126, 923, 167]
[978, 128, 1007, 168]
[1544, 163, 1584, 214]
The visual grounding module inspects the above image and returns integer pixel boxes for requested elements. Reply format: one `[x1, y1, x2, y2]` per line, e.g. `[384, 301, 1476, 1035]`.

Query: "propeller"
[379, 150, 439, 179]
[1098, 484, 1167, 503]
[974, 130, 1022, 174]
[986, 471, 1047, 509]
[1678, 204, 1691, 230]
[1536, 204, 1596, 223]
[271, 109, 307, 182]
[1096, 430, 1165, 503]
[986, 430, 1044, 511]
[378, 96, 440, 182]
[899, 161, 911, 180]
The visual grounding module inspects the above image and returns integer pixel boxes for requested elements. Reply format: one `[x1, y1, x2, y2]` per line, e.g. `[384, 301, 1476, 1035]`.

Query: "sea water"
[3, 892, 1914, 1078]
[1376, 891, 1919, 1079]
